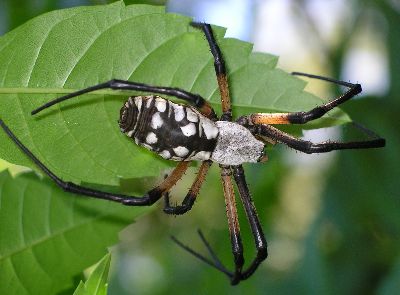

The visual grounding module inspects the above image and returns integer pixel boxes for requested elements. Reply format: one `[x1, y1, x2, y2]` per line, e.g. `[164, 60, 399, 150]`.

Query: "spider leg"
[164, 161, 212, 215]
[235, 73, 385, 150]
[171, 230, 232, 277]
[31, 79, 216, 119]
[237, 73, 362, 125]
[231, 165, 268, 281]
[196, 229, 230, 274]
[179, 165, 268, 285]
[249, 123, 385, 153]
[191, 22, 232, 121]
[0, 118, 189, 205]
[175, 165, 244, 284]
[220, 165, 244, 285]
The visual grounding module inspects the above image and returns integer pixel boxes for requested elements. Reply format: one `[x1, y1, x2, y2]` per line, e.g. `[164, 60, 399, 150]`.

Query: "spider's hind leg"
[171, 230, 233, 278]
[172, 165, 269, 285]
[0, 118, 190, 206]
[231, 165, 268, 281]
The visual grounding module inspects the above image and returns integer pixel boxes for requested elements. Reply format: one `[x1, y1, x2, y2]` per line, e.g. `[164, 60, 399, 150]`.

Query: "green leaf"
[73, 254, 111, 295]
[0, 1, 350, 186]
[0, 170, 146, 295]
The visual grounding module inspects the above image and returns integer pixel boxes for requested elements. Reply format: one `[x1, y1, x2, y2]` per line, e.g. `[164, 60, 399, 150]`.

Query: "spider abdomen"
[119, 95, 219, 161]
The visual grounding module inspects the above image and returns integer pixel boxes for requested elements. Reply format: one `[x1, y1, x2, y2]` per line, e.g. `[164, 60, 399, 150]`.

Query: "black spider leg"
[171, 165, 269, 285]
[237, 73, 367, 127]
[201, 165, 267, 285]
[170, 166, 241, 283]
[237, 72, 385, 150]
[219, 165, 244, 284]
[231, 165, 268, 281]
[163, 23, 231, 214]
[164, 161, 212, 215]
[287, 72, 363, 124]
[171, 230, 232, 277]
[191, 22, 232, 121]
[31, 79, 217, 120]
[250, 123, 385, 153]
[0, 119, 190, 205]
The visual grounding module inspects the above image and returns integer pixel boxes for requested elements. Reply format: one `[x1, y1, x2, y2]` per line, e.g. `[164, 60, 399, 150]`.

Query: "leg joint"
[257, 245, 268, 261]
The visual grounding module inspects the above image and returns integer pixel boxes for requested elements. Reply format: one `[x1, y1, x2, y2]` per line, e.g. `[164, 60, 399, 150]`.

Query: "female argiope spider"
[0, 22, 385, 285]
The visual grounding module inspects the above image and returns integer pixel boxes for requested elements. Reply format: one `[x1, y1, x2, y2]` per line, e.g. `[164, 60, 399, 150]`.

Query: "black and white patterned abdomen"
[119, 95, 219, 161]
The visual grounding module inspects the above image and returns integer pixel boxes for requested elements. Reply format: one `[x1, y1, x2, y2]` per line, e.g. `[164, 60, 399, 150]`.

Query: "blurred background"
[1, 0, 399, 294]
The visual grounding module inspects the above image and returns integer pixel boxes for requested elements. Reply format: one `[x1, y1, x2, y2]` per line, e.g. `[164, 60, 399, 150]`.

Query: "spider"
[0, 22, 385, 285]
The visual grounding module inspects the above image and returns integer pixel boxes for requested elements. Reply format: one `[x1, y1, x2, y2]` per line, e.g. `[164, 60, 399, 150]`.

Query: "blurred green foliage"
[0, 1, 398, 295]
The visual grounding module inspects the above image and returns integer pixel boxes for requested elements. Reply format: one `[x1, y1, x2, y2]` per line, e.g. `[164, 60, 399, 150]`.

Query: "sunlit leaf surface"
[0, 1, 349, 186]
[0, 170, 145, 295]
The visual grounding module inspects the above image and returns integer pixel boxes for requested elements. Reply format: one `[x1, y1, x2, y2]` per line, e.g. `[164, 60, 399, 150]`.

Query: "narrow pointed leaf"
[73, 254, 111, 295]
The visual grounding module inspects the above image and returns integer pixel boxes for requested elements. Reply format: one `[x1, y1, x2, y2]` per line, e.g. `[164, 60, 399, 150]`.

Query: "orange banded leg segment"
[217, 74, 232, 119]
[232, 165, 268, 281]
[190, 161, 212, 197]
[236, 73, 367, 127]
[191, 22, 232, 121]
[249, 113, 291, 125]
[164, 161, 212, 215]
[220, 165, 244, 284]
[153, 161, 190, 195]
[198, 101, 218, 120]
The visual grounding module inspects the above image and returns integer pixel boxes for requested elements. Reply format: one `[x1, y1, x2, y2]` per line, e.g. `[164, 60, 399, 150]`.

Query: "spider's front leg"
[163, 161, 212, 215]
[237, 73, 385, 151]
[191, 22, 232, 121]
[237, 73, 362, 126]
[31, 79, 217, 120]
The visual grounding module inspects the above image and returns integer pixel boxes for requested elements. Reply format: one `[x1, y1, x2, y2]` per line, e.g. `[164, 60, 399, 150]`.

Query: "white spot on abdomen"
[200, 118, 219, 139]
[190, 151, 211, 161]
[173, 105, 185, 121]
[151, 112, 163, 129]
[141, 143, 153, 151]
[159, 150, 171, 159]
[134, 97, 142, 110]
[186, 108, 199, 122]
[146, 132, 158, 144]
[180, 123, 197, 137]
[155, 98, 166, 112]
[146, 97, 153, 108]
[173, 146, 189, 157]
